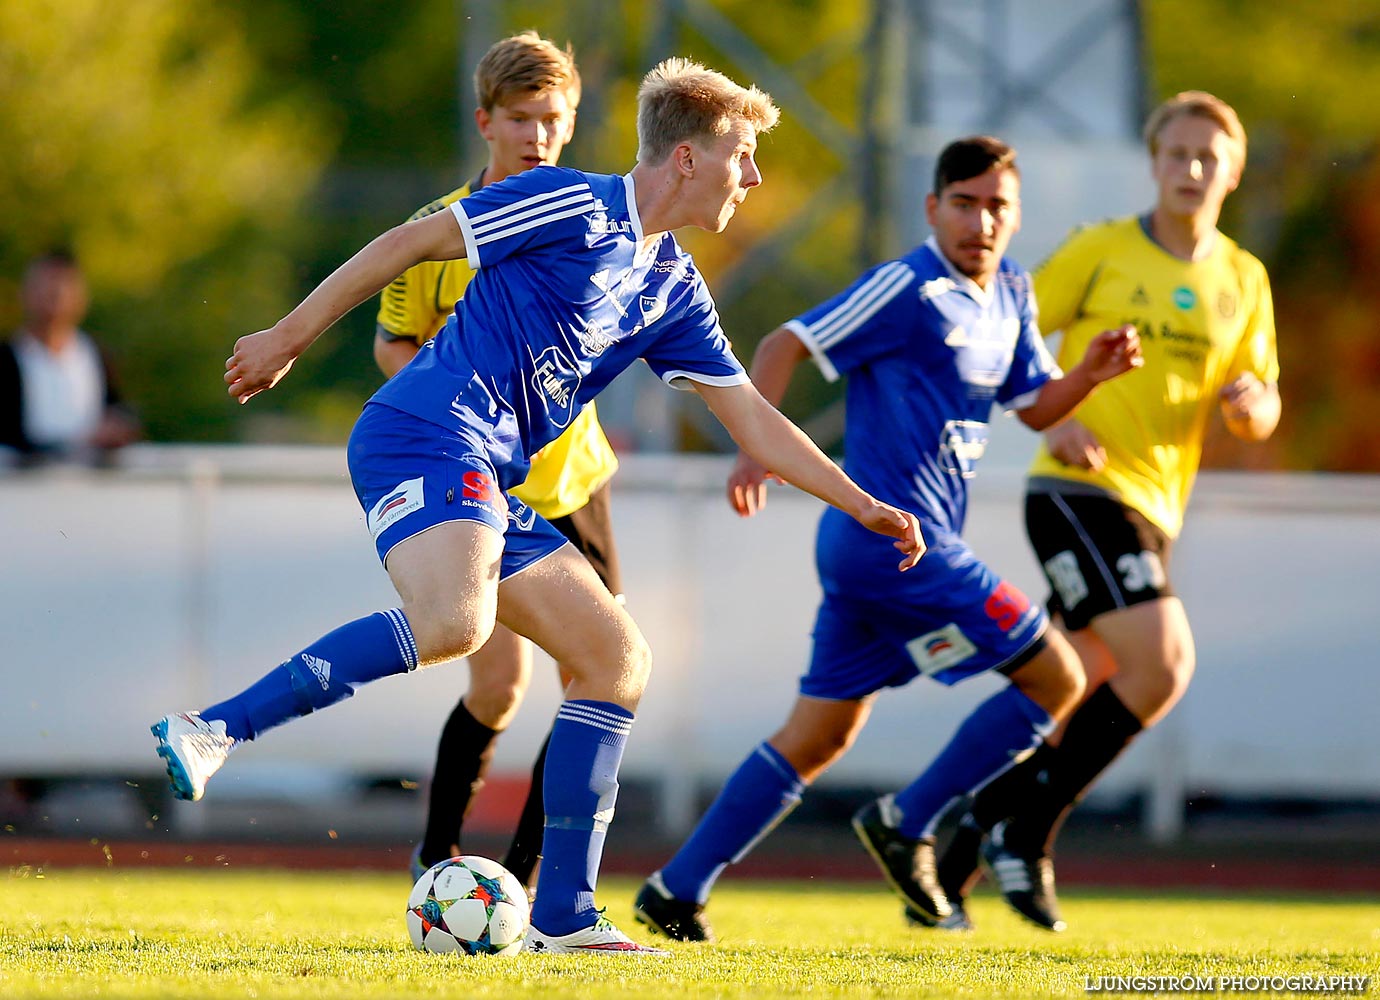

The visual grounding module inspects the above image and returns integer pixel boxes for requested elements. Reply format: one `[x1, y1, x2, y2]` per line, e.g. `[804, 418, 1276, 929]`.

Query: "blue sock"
[892, 685, 1053, 840]
[659, 742, 805, 904]
[202, 609, 418, 743]
[529, 700, 633, 936]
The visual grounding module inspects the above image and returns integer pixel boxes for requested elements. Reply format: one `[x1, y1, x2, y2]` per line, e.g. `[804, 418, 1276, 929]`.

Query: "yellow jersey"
[1029, 216, 1279, 537]
[375, 182, 619, 519]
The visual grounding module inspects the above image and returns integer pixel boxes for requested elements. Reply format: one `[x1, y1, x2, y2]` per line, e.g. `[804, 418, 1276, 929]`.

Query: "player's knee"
[1049, 650, 1087, 717]
[464, 680, 525, 730]
[1142, 649, 1195, 715]
[771, 721, 854, 778]
[1168, 636, 1196, 690]
[407, 605, 495, 664]
[1015, 636, 1086, 719]
[567, 625, 653, 703]
[616, 632, 654, 702]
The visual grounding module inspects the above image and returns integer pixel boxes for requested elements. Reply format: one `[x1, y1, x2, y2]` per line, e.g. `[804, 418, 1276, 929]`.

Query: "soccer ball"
[406, 855, 530, 956]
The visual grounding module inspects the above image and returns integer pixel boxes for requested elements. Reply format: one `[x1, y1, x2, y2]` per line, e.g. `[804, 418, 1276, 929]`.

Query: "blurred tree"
[0, 0, 335, 440]
[222, 0, 875, 446]
[1146, 0, 1380, 472]
[11, 0, 1371, 467]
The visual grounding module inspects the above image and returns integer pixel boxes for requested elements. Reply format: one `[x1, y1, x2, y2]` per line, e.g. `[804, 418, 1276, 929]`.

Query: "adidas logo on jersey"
[1131, 285, 1150, 306]
[301, 653, 331, 690]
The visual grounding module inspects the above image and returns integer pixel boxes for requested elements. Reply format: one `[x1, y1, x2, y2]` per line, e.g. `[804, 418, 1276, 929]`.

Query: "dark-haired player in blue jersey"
[149, 57, 925, 956]
[632, 136, 1143, 943]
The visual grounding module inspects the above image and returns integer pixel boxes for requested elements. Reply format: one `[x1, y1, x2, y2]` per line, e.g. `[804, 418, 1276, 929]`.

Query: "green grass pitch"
[2, 869, 1375, 999]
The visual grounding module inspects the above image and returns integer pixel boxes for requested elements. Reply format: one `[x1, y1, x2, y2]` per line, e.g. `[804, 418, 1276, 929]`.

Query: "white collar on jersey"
[924, 235, 995, 307]
[621, 173, 647, 243]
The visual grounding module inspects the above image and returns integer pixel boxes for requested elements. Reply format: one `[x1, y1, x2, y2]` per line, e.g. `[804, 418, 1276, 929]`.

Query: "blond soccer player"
[937, 92, 1281, 933]
[152, 58, 924, 954]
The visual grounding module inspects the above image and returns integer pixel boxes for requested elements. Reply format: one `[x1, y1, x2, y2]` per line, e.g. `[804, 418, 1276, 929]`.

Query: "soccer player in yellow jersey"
[936, 92, 1281, 932]
[374, 32, 622, 892]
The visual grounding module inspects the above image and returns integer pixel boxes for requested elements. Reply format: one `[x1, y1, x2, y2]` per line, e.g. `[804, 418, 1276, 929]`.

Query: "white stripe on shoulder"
[464, 182, 591, 228]
[809, 261, 913, 350]
[784, 320, 840, 383]
[470, 190, 596, 241]
[473, 200, 597, 249]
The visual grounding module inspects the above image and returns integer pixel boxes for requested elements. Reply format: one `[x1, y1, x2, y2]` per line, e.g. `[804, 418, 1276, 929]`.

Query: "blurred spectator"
[0, 251, 140, 467]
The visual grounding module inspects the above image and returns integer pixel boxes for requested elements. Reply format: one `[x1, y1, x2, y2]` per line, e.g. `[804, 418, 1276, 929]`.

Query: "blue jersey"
[371, 165, 748, 487]
[786, 237, 1057, 537]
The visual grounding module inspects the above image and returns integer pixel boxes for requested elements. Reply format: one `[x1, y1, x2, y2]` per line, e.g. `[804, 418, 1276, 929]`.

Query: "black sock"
[500, 728, 551, 888]
[419, 699, 498, 865]
[969, 742, 1059, 831]
[1004, 682, 1144, 857]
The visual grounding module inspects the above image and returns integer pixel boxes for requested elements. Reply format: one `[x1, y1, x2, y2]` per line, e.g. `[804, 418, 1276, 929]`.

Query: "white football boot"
[150, 712, 235, 802]
[525, 909, 669, 955]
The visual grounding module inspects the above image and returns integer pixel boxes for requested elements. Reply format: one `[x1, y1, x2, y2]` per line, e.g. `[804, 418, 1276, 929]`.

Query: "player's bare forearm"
[226, 213, 465, 403]
[722, 328, 810, 516]
[699, 382, 925, 569]
[1018, 366, 1097, 431]
[281, 216, 462, 352]
[697, 383, 862, 511]
[1018, 324, 1142, 431]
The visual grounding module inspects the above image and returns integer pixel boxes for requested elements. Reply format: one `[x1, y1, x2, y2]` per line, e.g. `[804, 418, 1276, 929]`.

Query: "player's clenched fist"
[1080, 324, 1143, 383]
[225, 327, 299, 404]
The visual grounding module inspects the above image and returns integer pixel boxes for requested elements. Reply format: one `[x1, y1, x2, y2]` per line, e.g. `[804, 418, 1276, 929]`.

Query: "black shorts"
[547, 481, 624, 600]
[1023, 486, 1174, 632]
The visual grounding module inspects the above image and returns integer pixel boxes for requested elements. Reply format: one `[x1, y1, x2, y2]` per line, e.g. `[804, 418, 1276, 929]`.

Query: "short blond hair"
[474, 31, 580, 112]
[1144, 91, 1246, 170]
[635, 57, 780, 165]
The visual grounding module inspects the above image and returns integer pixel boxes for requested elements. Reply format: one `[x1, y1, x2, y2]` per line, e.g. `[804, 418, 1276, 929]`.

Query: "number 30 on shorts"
[1116, 551, 1166, 592]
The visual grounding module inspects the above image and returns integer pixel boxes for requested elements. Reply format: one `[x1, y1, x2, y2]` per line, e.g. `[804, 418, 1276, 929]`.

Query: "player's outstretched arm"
[725, 326, 807, 517]
[696, 380, 926, 570]
[1017, 324, 1143, 432]
[225, 211, 466, 404]
[1219, 373, 1280, 441]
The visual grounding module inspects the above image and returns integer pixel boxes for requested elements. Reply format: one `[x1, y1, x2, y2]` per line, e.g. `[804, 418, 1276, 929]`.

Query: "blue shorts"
[346, 402, 568, 579]
[800, 510, 1049, 702]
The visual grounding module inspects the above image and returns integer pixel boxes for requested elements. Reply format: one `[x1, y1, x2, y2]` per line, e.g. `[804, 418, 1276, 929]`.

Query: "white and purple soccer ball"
[406, 855, 529, 956]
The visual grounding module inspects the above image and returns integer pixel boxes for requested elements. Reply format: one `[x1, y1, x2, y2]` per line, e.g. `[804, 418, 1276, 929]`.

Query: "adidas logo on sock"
[301, 653, 331, 689]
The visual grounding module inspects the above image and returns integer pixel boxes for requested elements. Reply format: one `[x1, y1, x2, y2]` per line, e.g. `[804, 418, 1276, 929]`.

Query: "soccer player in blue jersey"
[149, 58, 925, 955]
[632, 136, 1143, 943]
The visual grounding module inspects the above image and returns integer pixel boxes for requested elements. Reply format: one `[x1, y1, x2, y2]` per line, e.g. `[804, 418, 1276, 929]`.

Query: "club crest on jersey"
[530, 346, 582, 428]
[639, 295, 667, 325]
[906, 623, 977, 675]
[368, 477, 424, 538]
